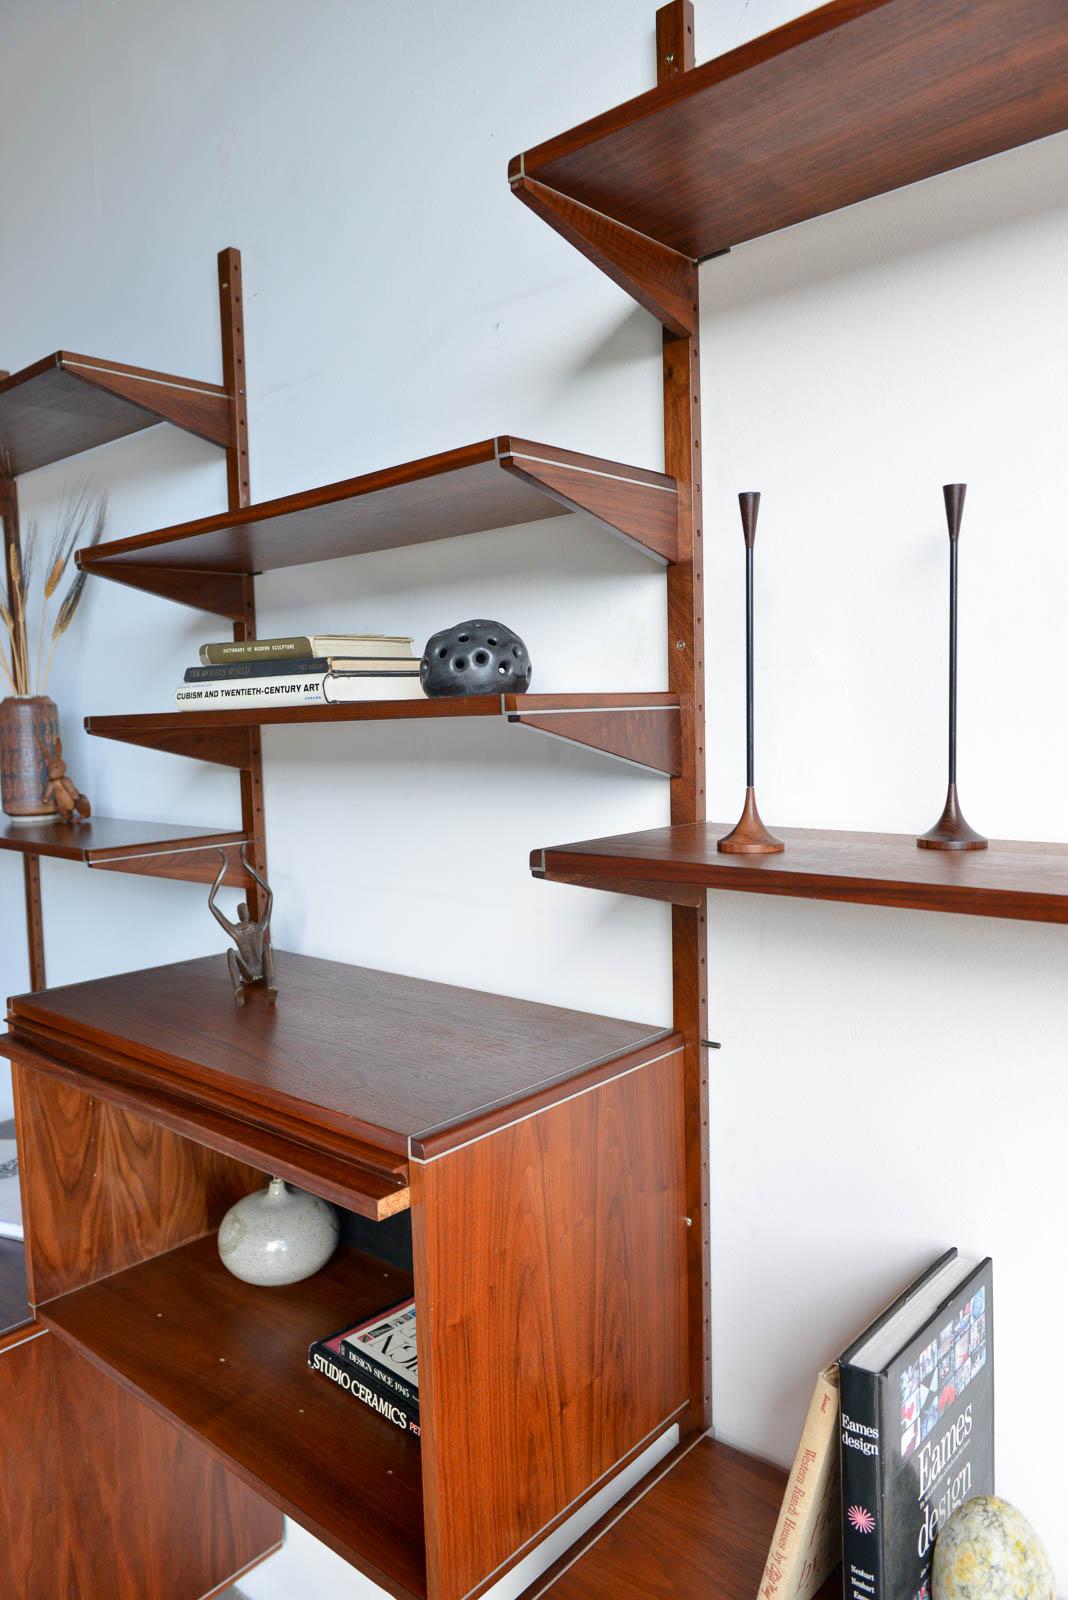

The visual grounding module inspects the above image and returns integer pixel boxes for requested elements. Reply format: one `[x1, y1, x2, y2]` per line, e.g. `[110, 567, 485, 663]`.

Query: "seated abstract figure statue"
[209, 844, 278, 1006]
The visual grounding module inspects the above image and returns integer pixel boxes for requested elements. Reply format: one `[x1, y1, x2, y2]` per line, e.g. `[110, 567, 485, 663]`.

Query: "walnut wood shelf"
[519, 1435, 839, 1600]
[78, 437, 679, 617]
[510, 0, 1068, 325]
[0, 351, 233, 476]
[84, 692, 682, 775]
[534, 821, 1068, 923]
[0, 816, 248, 887]
[39, 1235, 426, 1597]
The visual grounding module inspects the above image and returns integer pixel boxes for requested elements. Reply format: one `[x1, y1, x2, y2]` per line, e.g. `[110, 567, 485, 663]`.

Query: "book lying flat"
[199, 634, 413, 665]
[839, 1250, 993, 1600]
[175, 674, 426, 709]
[308, 1345, 421, 1436]
[340, 1298, 418, 1406]
[308, 1297, 419, 1435]
[183, 657, 419, 683]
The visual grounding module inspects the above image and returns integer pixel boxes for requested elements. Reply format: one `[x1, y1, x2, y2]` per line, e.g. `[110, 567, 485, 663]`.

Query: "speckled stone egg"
[933, 1496, 1055, 1600]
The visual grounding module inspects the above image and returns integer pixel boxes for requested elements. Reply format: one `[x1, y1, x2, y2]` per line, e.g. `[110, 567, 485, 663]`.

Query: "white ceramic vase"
[217, 1177, 339, 1286]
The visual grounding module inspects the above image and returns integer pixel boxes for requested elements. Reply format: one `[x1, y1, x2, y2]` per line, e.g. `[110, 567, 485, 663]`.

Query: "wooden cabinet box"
[3, 949, 687, 1600]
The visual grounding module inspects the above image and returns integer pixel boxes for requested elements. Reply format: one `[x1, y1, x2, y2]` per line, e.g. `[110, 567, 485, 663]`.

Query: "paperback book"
[759, 1366, 841, 1600]
[183, 657, 419, 682]
[838, 1250, 993, 1600]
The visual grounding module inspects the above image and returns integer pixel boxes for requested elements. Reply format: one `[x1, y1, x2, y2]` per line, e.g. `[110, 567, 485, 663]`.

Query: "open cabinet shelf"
[534, 822, 1068, 922]
[40, 1234, 426, 1599]
[0, 350, 233, 475]
[511, 0, 1068, 262]
[84, 692, 682, 774]
[78, 437, 679, 617]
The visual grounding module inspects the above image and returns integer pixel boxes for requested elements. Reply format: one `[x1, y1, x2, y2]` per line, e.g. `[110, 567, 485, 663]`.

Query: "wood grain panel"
[515, 0, 1068, 260]
[8, 950, 665, 1159]
[13, 1063, 262, 1304]
[0, 815, 247, 866]
[413, 1047, 689, 1600]
[658, 0, 711, 1440]
[69, 357, 231, 448]
[0, 352, 230, 475]
[0, 1325, 280, 1600]
[510, 705, 682, 774]
[83, 693, 681, 771]
[510, 177, 697, 336]
[518, 1435, 839, 1600]
[79, 437, 672, 581]
[5, 1030, 409, 1219]
[499, 442, 678, 562]
[536, 821, 1068, 924]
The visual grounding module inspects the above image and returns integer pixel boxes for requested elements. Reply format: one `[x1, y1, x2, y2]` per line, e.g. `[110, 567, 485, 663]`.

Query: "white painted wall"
[1, 0, 1065, 1591]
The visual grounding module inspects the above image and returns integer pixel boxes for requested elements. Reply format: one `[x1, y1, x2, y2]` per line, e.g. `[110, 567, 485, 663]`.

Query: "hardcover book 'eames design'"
[838, 1251, 993, 1600]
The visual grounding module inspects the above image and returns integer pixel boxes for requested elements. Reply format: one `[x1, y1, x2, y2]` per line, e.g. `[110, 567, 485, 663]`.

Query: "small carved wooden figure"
[209, 844, 278, 1006]
[39, 737, 91, 823]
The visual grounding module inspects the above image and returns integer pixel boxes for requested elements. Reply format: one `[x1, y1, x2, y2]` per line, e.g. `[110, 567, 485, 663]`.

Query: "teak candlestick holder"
[718, 492, 784, 855]
[917, 483, 988, 851]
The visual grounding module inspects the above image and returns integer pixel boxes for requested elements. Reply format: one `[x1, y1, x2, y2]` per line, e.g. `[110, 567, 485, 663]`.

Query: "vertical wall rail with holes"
[511, 0, 711, 1437]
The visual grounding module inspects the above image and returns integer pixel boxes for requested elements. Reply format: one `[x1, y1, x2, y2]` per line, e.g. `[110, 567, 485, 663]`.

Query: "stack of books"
[175, 634, 425, 709]
[308, 1297, 419, 1436]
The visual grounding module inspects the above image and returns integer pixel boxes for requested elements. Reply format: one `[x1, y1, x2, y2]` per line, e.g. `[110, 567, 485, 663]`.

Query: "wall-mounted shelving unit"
[5, 2, 1063, 1597]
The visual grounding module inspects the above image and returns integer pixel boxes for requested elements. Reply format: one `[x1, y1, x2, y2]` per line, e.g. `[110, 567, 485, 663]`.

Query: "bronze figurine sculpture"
[209, 844, 278, 1005]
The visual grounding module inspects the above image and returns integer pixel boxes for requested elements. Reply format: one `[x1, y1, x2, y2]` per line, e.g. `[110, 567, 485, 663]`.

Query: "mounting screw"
[701, 1039, 722, 1050]
[665, 51, 675, 62]
[676, 639, 686, 650]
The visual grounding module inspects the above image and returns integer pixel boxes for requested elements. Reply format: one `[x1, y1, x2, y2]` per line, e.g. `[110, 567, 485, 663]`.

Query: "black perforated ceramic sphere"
[420, 619, 533, 698]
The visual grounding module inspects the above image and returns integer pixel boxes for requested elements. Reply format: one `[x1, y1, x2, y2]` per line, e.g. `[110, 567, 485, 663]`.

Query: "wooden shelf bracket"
[509, 172, 698, 338]
[58, 355, 232, 450]
[509, 702, 682, 775]
[498, 441, 680, 562]
[87, 560, 249, 619]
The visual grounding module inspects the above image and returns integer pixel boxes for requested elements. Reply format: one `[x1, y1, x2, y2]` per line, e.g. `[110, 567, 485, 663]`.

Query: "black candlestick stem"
[718, 491, 784, 855]
[917, 482, 987, 851]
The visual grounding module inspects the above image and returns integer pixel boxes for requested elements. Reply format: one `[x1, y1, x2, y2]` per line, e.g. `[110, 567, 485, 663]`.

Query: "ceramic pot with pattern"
[0, 696, 60, 823]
